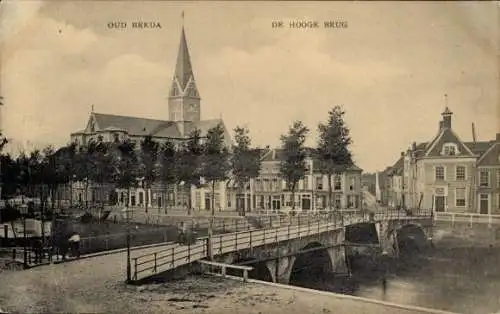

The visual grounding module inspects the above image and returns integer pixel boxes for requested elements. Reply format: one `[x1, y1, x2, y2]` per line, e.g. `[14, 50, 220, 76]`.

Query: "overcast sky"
[0, 1, 498, 172]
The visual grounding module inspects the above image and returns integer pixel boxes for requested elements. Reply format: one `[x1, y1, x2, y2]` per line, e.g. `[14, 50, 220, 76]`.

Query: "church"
[70, 22, 232, 211]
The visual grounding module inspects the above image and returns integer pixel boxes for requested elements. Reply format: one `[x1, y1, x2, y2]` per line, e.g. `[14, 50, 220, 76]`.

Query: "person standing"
[68, 232, 81, 258]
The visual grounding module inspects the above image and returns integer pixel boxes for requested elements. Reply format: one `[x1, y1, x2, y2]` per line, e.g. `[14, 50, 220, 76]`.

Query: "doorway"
[479, 194, 489, 215]
[435, 196, 445, 212]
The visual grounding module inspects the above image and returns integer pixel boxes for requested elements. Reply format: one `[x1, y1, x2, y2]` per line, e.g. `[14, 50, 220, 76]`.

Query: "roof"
[93, 113, 183, 138]
[83, 113, 228, 142]
[174, 27, 194, 90]
[260, 147, 362, 172]
[464, 141, 492, 156]
[476, 142, 500, 166]
[425, 127, 474, 157]
[387, 155, 404, 176]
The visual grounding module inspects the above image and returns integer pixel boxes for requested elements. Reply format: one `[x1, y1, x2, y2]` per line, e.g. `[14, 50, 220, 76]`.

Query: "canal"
[292, 244, 500, 314]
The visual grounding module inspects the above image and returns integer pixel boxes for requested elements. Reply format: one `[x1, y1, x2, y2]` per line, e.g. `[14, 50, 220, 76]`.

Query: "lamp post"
[126, 204, 131, 283]
[20, 204, 28, 268]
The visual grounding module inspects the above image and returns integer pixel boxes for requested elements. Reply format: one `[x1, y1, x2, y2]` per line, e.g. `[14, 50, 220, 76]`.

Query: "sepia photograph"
[0, 1, 498, 313]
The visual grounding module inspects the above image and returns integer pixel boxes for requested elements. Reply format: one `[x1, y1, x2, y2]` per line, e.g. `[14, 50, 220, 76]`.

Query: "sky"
[0, 1, 498, 172]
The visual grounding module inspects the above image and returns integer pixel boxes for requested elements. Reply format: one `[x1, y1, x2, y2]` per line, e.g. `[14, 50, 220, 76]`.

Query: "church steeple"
[168, 12, 201, 126]
[174, 27, 194, 91]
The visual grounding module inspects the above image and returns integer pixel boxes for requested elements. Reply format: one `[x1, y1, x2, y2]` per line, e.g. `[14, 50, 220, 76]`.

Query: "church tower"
[168, 23, 201, 125]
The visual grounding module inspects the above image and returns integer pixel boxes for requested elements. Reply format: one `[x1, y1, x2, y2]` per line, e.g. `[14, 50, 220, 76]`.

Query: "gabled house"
[399, 107, 497, 214]
[475, 134, 500, 214]
[386, 152, 405, 208]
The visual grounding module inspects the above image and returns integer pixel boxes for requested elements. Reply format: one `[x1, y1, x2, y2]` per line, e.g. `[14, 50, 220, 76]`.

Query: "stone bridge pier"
[218, 227, 349, 284]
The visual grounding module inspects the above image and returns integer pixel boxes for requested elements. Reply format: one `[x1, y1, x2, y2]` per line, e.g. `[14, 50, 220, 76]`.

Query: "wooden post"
[243, 269, 248, 282]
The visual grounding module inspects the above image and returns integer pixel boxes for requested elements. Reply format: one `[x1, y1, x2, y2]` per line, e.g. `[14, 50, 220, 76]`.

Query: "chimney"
[412, 142, 417, 151]
[401, 151, 405, 157]
[496, 133, 500, 142]
[441, 106, 453, 129]
[472, 123, 477, 144]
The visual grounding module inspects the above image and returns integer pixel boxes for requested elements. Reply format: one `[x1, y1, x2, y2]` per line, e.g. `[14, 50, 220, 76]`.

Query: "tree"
[230, 126, 261, 216]
[317, 106, 353, 211]
[87, 140, 114, 207]
[176, 128, 203, 209]
[139, 136, 159, 213]
[201, 124, 231, 260]
[279, 121, 309, 211]
[159, 140, 177, 213]
[73, 144, 94, 207]
[113, 139, 139, 206]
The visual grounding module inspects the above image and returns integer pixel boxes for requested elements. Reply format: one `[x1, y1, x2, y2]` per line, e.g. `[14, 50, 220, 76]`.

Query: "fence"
[434, 211, 500, 227]
[131, 209, 432, 281]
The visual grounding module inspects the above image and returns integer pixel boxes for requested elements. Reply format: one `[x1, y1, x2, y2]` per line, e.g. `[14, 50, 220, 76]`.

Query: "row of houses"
[70, 147, 364, 213]
[384, 107, 500, 215]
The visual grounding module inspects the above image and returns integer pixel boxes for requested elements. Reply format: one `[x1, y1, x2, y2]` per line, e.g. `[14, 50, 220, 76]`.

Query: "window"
[349, 177, 356, 191]
[442, 143, 458, 156]
[347, 195, 354, 208]
[456, 166, 466, 181]
[435, 166, 445, 181]
[315, 177, 323, 190]
[455, 188, 466, 207]
[254, 179, 261, 191]
[272, 178, 278, 191]
[335, 194, 341, 208]
[303, 177, 309, 190]
[113, 133, 120, 142]
[263, 179, 270, 191]
[334, 176, 342, 191]
[479, 171, 489, 187]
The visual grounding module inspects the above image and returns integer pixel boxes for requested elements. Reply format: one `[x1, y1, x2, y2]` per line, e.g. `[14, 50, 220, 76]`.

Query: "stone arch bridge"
[130, 210, 433, 284]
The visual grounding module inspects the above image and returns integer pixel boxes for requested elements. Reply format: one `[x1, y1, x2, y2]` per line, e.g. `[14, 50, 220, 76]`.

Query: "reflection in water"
[293, 244, 500, 314]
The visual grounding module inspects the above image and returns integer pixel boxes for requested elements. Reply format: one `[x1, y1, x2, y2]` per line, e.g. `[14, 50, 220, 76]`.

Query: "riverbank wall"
[433, 220, 500, 247]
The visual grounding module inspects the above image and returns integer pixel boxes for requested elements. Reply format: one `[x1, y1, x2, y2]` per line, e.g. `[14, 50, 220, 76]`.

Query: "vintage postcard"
[0, 1, 499, 314]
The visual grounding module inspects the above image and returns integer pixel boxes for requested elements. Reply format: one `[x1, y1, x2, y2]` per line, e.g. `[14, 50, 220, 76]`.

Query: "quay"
[0, 254, 455, 314]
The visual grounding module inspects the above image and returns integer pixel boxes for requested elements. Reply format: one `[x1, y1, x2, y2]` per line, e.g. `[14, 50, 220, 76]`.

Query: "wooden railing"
[131, 209, 432, 281]
[434, 211, 500, 227]
[198, 260, 254, 282]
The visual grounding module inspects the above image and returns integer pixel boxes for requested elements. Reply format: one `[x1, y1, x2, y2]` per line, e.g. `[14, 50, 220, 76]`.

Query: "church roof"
[86, 112, 227, 141]
[93, 113, 182, 138]
[174, 27, 194, 90]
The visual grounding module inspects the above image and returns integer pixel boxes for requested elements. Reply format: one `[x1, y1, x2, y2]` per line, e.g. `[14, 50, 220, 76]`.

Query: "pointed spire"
[174, 18, 194, 90]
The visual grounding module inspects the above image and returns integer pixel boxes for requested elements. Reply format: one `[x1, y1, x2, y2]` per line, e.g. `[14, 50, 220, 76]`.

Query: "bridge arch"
[389, 223, 428, 256]
[288, 242, 334, 288]
[228, 257, 273, 282]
